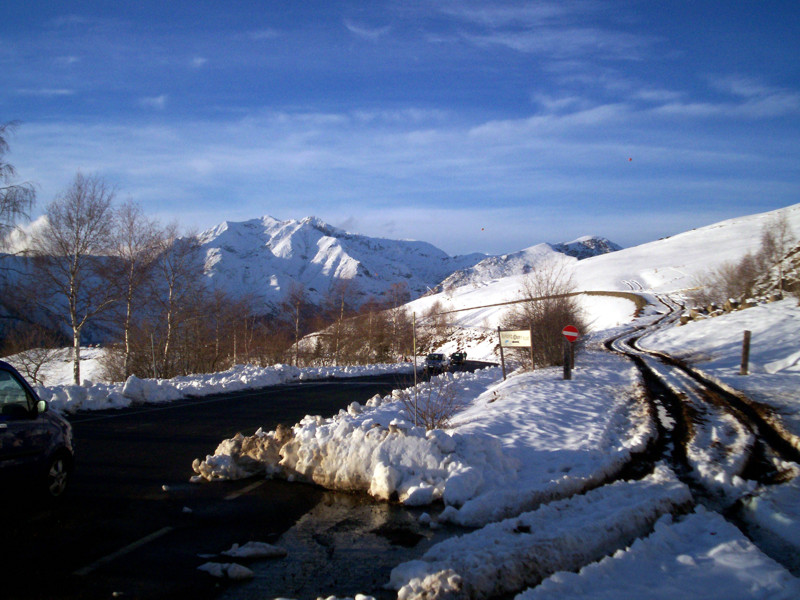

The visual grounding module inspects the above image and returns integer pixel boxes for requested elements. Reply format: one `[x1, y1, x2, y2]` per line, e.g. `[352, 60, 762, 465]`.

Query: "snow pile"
[519, 506, 800, 600]
[222, 541, 287, 559]
[197, 561, 254, 580]
[741, 474, 800, 554]
[193, 350, 656, 527]
[388, 466, 693, 600]
[29, 361, 414, 413]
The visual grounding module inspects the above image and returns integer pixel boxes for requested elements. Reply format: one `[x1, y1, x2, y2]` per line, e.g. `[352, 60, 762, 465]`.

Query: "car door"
[0, 369, 50, 472]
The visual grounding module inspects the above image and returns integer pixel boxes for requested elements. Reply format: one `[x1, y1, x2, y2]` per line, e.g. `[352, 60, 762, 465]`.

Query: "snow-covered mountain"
[197, 216, 487, 311]
[197, 217, 622, 313]
[551, 236, 622, 260]
[433, 236, 621, 292]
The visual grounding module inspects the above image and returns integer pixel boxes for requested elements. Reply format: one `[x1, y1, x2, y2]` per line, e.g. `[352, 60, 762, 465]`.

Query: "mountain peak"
[551, 236, 622, 260]
[197, 215, 485, 313]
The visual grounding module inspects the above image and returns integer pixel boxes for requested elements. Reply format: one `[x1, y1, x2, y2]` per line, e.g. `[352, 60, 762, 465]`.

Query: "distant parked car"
[424, 353, 449, 373]
[449, 352, 467, 366]
[0, 361, 74, 500]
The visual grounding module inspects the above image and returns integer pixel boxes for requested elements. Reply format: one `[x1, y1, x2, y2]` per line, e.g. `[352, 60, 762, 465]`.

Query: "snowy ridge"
[551, 235, 622, 260]
[433, 235, 619, 292]
[197, 215, 486, 310]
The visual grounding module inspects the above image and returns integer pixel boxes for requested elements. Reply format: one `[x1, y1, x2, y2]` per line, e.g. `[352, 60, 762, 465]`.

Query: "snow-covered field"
[5, 204, 800, 598]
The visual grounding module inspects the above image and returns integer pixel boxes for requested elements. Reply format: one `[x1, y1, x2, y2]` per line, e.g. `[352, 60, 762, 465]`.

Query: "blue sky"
[2, 1, 799, 256]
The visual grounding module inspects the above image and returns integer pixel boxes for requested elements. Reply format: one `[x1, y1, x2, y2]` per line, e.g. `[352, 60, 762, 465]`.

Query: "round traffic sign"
[562, 325, 579, 342]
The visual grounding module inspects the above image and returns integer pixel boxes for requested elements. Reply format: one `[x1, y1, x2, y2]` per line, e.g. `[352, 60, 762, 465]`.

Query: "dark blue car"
[0, 360, 73, 499]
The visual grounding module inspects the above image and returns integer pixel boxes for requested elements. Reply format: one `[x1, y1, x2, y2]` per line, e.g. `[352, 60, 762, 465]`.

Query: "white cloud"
[248, 28, 280, 41]
[463, 27, 649, 60]
[343, 19, 391, 41]
[191, 56, 208, 69]
[16, 88, 74, 97]
[54, 55, 80, 66]
[139, 95, 168, 110]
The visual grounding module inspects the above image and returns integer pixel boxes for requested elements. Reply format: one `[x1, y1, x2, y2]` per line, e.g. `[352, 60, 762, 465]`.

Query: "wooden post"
[563, 338, 572, 380]
[529, 323, 534, 369]
[498, 327, 507, 380]
[740, 330, 751, 376]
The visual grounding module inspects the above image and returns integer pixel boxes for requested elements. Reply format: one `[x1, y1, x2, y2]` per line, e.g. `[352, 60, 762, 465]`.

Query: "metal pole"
[563, 338, 572, 380]
[570, 340, 575, 370]
[413, 313, 418, 426]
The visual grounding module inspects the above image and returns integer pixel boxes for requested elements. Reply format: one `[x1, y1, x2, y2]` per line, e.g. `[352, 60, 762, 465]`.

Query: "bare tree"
[113, 201, 161, 377]
[2, 325, 62, 385]
[692, 212, 796, 306]
[151, 224, 203, 377]
[323, 279, 360, 366]
[759, 212, 795, 293]
[502, 258, 586, 368]
[281, 282, 309, 366]
[690, 254, 760, 307]
[30, 173, 118, 384]
[0, 121, 36, 243]
[398, 373, 463, 430]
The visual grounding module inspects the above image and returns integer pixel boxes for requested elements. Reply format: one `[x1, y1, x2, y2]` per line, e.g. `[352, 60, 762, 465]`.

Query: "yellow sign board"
[499, 329, 531, 348]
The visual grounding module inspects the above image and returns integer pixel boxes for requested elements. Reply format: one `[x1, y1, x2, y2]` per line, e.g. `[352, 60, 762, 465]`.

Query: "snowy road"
[4, 375, 417, 600]
[607, 294, 800, 568]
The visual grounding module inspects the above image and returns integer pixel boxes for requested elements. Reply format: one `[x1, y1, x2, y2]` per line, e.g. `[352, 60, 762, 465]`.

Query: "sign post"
[561, 325, 579, 380]
[498, 328, 533, 380]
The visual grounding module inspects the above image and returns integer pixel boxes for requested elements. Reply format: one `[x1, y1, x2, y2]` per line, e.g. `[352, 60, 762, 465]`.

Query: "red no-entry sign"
[562, 325, 579, 342]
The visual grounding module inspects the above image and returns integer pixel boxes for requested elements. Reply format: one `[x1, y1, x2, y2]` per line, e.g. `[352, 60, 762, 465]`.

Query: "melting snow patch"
[389, 465, 693, 600]
[221, 541, 288, 559]
[197, 561, 254, 580]
[517, 506, 800, 600]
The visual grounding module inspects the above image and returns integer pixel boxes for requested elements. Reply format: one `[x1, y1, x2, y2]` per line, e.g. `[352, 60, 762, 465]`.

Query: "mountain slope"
[405, 203, 800, 335]
[198, 216, 487, 311]
[434, 236, 621, 292]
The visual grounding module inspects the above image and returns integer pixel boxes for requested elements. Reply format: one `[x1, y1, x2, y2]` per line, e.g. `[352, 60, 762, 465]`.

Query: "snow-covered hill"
[434, 236, 620, 292]
[406, 203, 800, 343]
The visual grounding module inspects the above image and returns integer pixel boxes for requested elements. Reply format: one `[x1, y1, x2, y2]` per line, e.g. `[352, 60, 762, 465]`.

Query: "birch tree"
[113, 201, 161, 377]
[31, 173, 118, 384]
[151, 224, 203, 377]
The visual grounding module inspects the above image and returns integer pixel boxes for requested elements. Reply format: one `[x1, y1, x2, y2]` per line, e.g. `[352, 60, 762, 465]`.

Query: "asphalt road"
[3, 372, 421, 600]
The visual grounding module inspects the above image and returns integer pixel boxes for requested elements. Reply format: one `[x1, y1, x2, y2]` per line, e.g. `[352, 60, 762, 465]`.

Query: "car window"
[0, 370, 34, 418]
